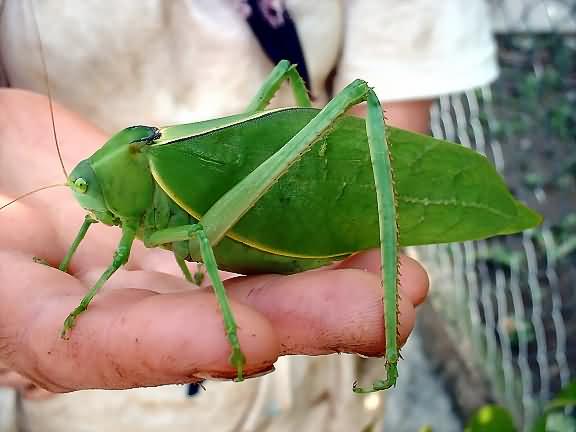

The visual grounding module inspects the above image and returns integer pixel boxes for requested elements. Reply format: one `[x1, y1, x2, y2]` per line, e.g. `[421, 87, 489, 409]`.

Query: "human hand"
[0, 361, 53, 399]
[0, 89, 428, 393]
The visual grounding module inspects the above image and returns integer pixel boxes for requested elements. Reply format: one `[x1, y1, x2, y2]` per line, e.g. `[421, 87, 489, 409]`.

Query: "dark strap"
[243, 0, 311, 92]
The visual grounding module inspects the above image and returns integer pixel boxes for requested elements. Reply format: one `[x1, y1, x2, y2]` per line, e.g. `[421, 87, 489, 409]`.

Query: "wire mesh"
[420, 2, 576, 428]
[489, 0, 576, 31]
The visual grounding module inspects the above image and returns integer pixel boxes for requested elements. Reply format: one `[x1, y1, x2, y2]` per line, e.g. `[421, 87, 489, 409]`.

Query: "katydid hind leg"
[145, 224, 245, 381]
[244, 60, 311, 113]
[61, 222, 137, 338]
[197, 80, 376, 255]
[352, 90, 400, 393]
[196, 80, 400, 391]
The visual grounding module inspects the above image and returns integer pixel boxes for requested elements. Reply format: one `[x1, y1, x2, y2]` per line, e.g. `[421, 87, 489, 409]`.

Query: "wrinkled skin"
[0, 89, 429, 396]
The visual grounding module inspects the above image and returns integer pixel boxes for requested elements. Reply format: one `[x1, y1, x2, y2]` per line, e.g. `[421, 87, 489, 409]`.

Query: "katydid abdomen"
[148, 107, 540, 268]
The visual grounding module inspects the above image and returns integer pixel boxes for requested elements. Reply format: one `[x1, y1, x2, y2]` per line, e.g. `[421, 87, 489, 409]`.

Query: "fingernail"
[194, 373, 230, 381]
[195, 366, 275, 381]
[248, 366, 275, 379]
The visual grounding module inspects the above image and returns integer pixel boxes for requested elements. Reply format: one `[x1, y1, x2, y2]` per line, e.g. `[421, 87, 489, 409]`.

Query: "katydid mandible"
[28, 60, 541, 393]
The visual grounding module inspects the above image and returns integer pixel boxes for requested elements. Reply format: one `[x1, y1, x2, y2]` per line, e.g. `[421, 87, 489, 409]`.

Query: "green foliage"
[532, 413, 576, 432]
[466, 381, 576, 432]
[532, 381, 576, 432]
[465, 405, 517, 432]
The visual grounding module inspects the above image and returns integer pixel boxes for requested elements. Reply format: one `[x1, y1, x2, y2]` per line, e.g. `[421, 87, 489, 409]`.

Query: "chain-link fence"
[489, 0, 576, 32]
[420, 1, 576, 429]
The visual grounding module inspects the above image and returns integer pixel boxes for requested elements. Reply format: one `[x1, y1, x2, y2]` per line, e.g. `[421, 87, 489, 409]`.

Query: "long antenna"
[29, 0, 69, 179]
[0, 184, 67, 212]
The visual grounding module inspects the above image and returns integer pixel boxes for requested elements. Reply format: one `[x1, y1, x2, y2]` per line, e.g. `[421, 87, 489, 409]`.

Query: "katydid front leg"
[145, 224, 245, 381]
[58, 214, 98, 272]
[61, 220, 138, 338]
[187, 76, 400, 391]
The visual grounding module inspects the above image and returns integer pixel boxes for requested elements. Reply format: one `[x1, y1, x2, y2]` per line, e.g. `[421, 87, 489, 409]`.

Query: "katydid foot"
[352, 361, 398, 393]
[60, 301, 90, 339]
[192, 264, 205, 286]
[32, 256, 50, 266]
[230, 348, 246, 382]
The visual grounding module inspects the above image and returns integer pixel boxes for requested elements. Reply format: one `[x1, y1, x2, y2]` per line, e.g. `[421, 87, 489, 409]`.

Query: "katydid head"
[67, 126, 159, 225]
[68, 159, 118, 225]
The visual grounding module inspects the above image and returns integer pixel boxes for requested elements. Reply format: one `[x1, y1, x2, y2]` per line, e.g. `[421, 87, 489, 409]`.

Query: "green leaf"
[532, 381, 576, 432]
[532, 413, 576, 432]
[465, 405, 517, 432]
[546, 380, 576, 412]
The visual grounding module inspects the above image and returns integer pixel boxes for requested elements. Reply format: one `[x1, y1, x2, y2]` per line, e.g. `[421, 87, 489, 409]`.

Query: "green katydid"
[49, 59, 540, 393]
[4, 57, 541, 393]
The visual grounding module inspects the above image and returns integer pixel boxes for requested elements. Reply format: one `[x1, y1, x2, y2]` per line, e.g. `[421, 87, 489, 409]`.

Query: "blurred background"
[1, 1, 575, 431]
[403, 0, 575, 430]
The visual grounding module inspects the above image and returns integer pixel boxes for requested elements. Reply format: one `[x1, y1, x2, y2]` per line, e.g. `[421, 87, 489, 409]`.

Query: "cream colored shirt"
[1, 0, 497, 132]
[0, 1, 497, 431]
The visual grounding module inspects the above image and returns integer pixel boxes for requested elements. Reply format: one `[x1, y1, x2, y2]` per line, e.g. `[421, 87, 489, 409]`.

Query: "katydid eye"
[74, 178, 88, 193]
